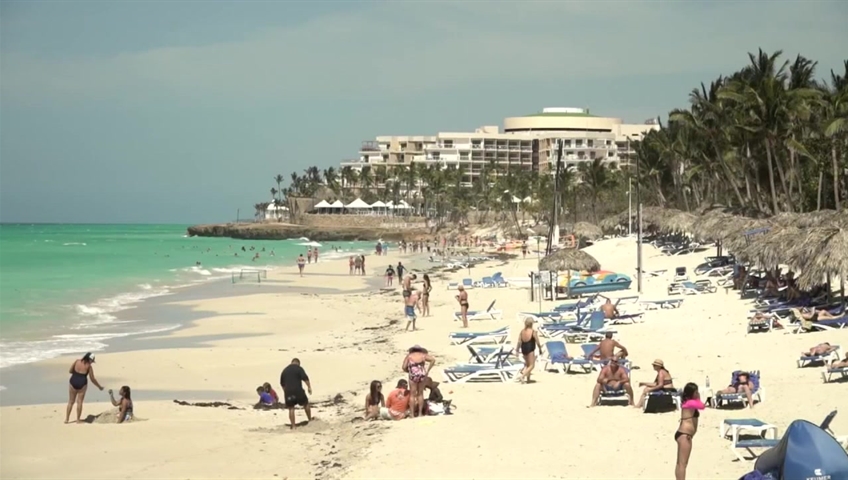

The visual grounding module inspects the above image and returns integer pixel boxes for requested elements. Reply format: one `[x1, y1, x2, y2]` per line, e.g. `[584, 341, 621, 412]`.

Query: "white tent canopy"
[314, 200, 332, 208]
[345, 198, 372, 209]
[370, 200, 387, 208]
[394, 200, 412, 210]
[329, 200, 344, 208]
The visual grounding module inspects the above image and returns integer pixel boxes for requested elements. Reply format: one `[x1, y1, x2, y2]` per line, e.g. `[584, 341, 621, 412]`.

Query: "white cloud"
[1, 1, 845, 105]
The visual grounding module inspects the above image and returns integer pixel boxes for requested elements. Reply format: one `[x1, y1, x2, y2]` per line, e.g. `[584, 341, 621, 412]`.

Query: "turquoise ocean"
[0, 224, 372, 374]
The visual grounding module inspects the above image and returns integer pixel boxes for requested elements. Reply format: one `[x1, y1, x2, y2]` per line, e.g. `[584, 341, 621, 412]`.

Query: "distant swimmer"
[65, 352, 104, 424]
[196, 261, 202, 266]
[252, 253, 260, 262]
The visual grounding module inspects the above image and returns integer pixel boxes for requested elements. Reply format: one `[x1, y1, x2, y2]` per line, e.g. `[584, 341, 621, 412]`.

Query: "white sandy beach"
[1, 239, 846, 479]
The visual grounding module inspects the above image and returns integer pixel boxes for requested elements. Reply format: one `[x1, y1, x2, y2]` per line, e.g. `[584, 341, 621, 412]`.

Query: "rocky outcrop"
[186, 223, 429, 241]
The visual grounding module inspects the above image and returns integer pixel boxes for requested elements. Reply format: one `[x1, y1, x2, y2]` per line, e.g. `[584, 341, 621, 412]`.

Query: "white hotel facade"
[340, 107, 660, 187]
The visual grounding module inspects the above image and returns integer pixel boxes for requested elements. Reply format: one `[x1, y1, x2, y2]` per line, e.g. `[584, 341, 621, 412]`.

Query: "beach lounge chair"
[448, 326, 509, 345]
[673, 267, 688, 282]
[446, 281, 458, 290]
[641, 298, 683, 310]
[797, 345, 841, 368]
[478, 277, 495, 288]
[642, 389, 681, 413]
[538, 320, 583, 338]
[492, 272, 508, 287]
[564, 311, 616, 344]
[454, 300, 503, 322]
[542, 340, 594, 374]
[724, 418, 781, 461]
[714, 370, 765, 408]
[595, 367, 632, 406]
[464, 345, 520, 366]
[820, 410, 848, 448]
[441, 357, 523, 383]
[461, 278, 474, 289]
[822, 366, 848, 383]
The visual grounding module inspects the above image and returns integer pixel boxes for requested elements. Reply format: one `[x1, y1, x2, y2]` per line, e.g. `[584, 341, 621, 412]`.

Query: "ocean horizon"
[0, 223, 373, 372]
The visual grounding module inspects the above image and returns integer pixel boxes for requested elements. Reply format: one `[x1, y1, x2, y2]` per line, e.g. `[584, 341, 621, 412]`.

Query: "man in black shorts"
[280, 358, 313, 429]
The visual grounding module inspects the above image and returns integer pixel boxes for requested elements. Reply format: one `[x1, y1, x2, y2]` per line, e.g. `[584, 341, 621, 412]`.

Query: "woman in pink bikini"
[674, 382, 704, 480]
[401, 345, 436, 419]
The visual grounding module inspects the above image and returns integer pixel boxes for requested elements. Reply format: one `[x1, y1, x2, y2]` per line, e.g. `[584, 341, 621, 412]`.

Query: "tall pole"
[634, 135, 643, 294]
[546, 140, 563, 256]
[628, 178, 632, 236]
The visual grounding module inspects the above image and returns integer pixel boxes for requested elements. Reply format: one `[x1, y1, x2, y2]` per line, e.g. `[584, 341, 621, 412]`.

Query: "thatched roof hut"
[789, 227, 848, 289]
[539, 249, 601, 273]
[571, 221, 603, 240]
[733, 226, 801, 268]
[659, 211, 697, 234]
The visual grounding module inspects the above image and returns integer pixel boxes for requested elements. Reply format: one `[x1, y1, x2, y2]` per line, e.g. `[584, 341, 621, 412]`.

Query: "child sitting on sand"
[256, 386, 274, 406]
[263, 382, 279, 404]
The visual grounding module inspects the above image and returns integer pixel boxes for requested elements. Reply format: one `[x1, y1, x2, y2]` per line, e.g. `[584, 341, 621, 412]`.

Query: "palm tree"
[274, 174, 284, 203]
[823, 60, 848, 212]
[577, 159, 617, 222]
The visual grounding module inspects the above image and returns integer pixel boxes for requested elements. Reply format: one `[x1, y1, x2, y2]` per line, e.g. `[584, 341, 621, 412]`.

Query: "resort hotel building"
[339, 107, 661, 186]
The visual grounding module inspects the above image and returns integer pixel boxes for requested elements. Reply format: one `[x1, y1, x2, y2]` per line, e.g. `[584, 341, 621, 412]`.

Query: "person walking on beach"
[456, 285, 469, 328]
[396, 262, 405, 282]
[280, 358, 313, 429]
[349, 256, 355, 275]
[515, 318, 544, 383]
[421, 274, 432, 317]
[313, 247, 319, 263]
[297, 254, 306, 277]
[402, 346, 436, 418]
[65, 352, 104, 423]
[307, 248, 313, 264]
[385, 264, 395, 287]
[674, 383, 704, 480]
[360, 255, 366, 275]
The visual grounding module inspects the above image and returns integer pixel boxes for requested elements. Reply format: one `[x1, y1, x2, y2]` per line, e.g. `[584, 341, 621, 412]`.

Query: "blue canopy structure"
[752, 418, 848, 480]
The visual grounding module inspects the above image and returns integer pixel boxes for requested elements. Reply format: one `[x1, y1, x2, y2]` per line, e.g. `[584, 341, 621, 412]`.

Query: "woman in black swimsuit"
[421, 274, 432, 317]
[674, 383, 703, 480]
[65, 352, 104, 423]
[514, 319, 544, 383]
[635, 359, 675, 408]
[455, 286, 469, 328]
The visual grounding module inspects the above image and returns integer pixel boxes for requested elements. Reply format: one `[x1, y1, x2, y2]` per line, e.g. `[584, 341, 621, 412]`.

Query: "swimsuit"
[405, 305, 416, 318]
[520, 333, 537, 355]
[675, 399, 704, 441]
[123, 400, 134, 422]
[408, 359, 427, 384]
[69, 368, 88, 390]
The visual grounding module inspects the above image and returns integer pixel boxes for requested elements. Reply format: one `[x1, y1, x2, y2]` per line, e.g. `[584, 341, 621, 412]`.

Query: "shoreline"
[0, 238, 375, 373]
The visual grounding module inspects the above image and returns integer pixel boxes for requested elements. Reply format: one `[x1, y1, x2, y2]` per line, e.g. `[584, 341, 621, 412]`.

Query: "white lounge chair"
[797, 345, 841, 368]
[454, 300, 503, 322]
[441, 359, 523, 383]
[448, 326, 509, 346]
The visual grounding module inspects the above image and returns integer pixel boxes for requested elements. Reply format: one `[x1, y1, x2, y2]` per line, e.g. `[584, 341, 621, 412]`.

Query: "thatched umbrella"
[571, 221, 603, 240]
[788, 227, 848, 290]
[660, 211, 697, 235]
[599, 214, 622, 232]
[539, 248, 601, 273]
[734, 225, 801, 268]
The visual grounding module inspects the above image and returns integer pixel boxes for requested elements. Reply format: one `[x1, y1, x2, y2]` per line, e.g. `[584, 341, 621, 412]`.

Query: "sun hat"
[652, 359, 665, 368]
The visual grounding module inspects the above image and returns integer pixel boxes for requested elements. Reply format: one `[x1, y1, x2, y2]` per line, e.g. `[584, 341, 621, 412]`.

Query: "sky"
[1, 0, 846, 224]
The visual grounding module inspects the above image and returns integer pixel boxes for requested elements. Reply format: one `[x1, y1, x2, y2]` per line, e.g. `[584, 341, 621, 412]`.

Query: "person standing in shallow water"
[65, 352, 104, 423]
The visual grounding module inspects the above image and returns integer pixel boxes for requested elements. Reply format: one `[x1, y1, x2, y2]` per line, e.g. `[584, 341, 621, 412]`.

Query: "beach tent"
[313, 200, 331, 214]
[371, 200, 388, 216]
[747, 418, 848, 480]
[345, 198, 371, 209]
[395, 200, 412, 210]
[329, 200, 344, 209]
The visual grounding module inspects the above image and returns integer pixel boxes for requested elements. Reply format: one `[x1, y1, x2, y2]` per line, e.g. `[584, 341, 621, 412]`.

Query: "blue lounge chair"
[542, 340, 593, 374]
[448, 326, 509, 345]
[461, 278, 474, 289]
[714, 370, 764, 408]
[491, 272, 508, 287]
[564, 311, 616, 344]
[480, 276, 495, 288]
[797, 345, 841, 368]
[822, 366, 848, 383]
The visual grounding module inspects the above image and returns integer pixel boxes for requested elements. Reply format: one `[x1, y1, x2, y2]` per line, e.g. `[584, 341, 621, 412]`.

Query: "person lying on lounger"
[800, 308, 840, 321]
[831, 353, 848, 369]
[585, 332, 628, 362]
[748, 312, 784, 329]
[589, 359, 634, 407]
[802, 342, 835, 357]
[716, 372, 755, 408]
